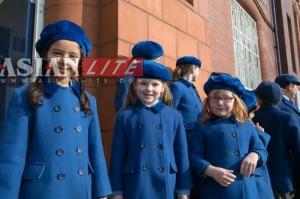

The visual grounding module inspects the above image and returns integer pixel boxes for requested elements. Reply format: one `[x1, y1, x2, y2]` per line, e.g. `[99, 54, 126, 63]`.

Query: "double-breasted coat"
[255, 129, 274, 199]
[170, 79, 203, 131]
[190, 117, 267, 199]
[253, 105, 300, 193]
[109, 100, 191, 199]
[0, 79, 111, 199]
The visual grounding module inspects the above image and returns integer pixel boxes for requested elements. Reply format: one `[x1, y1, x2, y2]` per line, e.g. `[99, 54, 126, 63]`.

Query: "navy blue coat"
[278, 96, 300, 119]
[190, 117, 267, 199]
[0, 79, 111, 199]
[109, 100, 191, 199]
[170, 79, 203, 130]
[255, 129, 274, 199]
[253, 105, 300, 192]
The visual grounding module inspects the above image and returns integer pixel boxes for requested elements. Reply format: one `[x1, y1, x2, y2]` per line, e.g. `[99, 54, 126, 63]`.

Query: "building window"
[287, 14, 297, 73]
[231, 0, 262, 89]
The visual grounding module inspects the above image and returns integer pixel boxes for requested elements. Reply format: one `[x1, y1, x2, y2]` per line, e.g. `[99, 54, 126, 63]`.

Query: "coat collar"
[281, 97, 300, 113]
[134, 100, 165, 113]
[43, 78, 81, 98]
[178, 78, 194, 87]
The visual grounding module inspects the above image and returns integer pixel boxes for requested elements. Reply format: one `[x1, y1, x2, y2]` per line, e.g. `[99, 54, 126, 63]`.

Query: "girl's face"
[134, 78, 165, 107]
[46, 40, 81, 77]
[209, 89, 235, 118]
[189, 65, 200, 82]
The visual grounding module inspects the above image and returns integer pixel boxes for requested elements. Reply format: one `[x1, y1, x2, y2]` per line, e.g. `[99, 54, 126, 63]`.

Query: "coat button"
[235, 151, 240, 157]
[53, 105, 61, 112]
[57, 173, 65, 180]
[78, 169, 85, 176]
[232, 132, 237, 138]
[142, 164, 149, 171]
[158, 166, 165, 173]
[56, 149, 64, 156]
[54, 126, 64, 133]
[73, 106, 80, 112]
[75, 125, 82, 133]
[140, 144, 145, 150]
[156, 124, 162, 129]
[138, 124, 143, 129]
[76, 147, 83, 154]
[157, 144, 164, 150]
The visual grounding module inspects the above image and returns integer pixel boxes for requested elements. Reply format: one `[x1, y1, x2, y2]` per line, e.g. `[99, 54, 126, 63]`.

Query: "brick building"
[0, 0, 300, 158]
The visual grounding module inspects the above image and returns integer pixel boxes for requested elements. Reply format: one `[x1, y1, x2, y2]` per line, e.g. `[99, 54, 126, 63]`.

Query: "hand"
[177, 194, 189, 199]
[240, 152, 259, 177]
[255, 122, 264, 132]
[204, 165, 236, 187]
[109, 195, 123, 199]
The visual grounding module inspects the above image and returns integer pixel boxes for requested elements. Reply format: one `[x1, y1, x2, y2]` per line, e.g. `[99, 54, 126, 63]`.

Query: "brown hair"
[124, 79, 172, 108]
[172, 64, 193, 80]
[202, 90, 248, 122]
[28, 50, 91, 114]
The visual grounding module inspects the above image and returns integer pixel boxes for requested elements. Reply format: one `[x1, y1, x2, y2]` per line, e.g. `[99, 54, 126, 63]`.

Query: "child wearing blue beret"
[170, 56, 203, 136]
[190, 72, 267, 199]
[253, 81, 300, 199]
[0, 20, 111, 199]
[109, 60, 191, 199]
[115, 40, 164, 112]
[241, 90, 274, 199]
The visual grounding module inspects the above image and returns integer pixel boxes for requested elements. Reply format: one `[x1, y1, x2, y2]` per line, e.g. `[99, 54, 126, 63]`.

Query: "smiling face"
[134, 78, 165, 107]
[209, 89, 235, 118]
[46, 40, 81, 78]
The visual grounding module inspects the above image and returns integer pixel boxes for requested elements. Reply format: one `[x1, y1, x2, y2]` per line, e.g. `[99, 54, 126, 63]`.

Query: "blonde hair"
[172, 64, 193, 80]
[202, 90, 248, 122]
[124, 79, 173, 108]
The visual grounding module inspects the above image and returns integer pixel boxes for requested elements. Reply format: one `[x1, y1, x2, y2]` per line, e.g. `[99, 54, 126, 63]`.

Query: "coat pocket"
[22, 162, 47, 180]
[170, 161, 178, 173]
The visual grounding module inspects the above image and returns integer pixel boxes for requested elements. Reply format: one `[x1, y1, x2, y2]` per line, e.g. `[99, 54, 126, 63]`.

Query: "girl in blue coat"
[0, 20, 111, 199]
[190, 72, 267, 199]
[170, 56, 203, 134]
[241, 90, 274, 199]
[109, 61, 191, 199]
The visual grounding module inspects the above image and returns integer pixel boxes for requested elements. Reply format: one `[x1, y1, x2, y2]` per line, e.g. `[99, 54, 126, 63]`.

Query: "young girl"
[241, 90, 274, 199]
[0, 20, 111, 199]
[109, 60, 191, 199]
[170, 56, 202, 135]
[190, 72, 267, 199]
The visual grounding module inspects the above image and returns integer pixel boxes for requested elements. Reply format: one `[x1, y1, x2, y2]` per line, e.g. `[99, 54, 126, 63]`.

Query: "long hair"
[28, 50, 91, 114]
[202, 90, 248, 122]
[172, 64, 193, 81]
[125, 79, 173, 108]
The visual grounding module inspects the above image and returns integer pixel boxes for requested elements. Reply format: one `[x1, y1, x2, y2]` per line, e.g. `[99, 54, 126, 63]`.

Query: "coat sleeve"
[109, 112, 127, 195]
[285, 115, 300, 168]
[190, 124, 211, 176]
[248, 123, 268, 167]
[170, 83, 182, 108]
[0, 90, 30, 199]
[174, 114, 192, 194]
[88, 96, 112, 198]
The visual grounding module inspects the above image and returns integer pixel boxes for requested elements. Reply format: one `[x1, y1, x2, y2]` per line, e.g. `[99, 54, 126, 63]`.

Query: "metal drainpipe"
[271, 0, 282, 75]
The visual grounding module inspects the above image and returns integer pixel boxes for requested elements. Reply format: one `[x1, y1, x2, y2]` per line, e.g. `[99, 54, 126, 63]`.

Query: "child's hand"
[240, 152, 259, 177]
[177, 194, 189, 199]
[205, 165, 236, 187]
[255, 122, 264, 132]
[109, 195, 123, 199]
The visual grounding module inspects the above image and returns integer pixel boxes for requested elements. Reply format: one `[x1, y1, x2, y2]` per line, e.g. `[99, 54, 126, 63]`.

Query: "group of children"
[0, 19, 300, 199]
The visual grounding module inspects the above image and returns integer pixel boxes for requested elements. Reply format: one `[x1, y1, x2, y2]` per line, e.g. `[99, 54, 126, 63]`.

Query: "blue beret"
[132, 41, 164, 60]
[141, 60, 172, 81]
[203, 72, 245, 96]
[255, 81, 282, 104]
[36, 20, 92, 57]
[176, 56, 201, 67]
[241, 90, 257, 112]
[275, 74, 300, 88]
